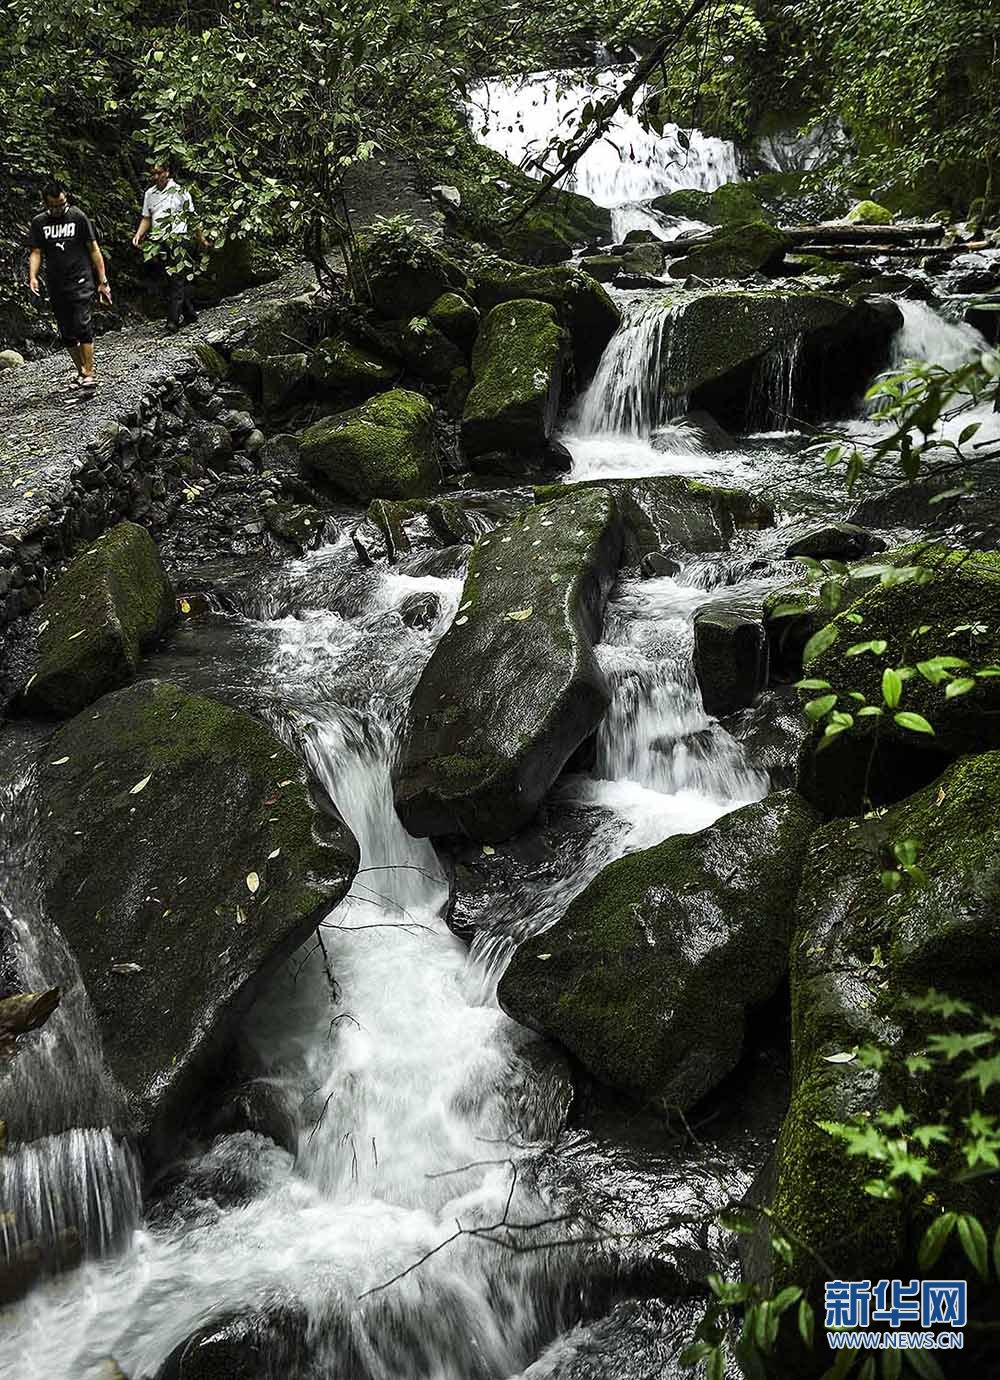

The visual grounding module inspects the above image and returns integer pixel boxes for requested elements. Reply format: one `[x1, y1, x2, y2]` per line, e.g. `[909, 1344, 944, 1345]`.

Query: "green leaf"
[882, 667, 902, 707]
[803, 622, 839, 664]
[798, 1297, 814, 1349]
[805, 694, 838, 721]
[796, 678, 832, 691]
[900, 1346, 945, 1380]
[846, 639, 888, 656]
[917, 1212, 957, 1270]
[772, 1285, 803, 1315]
[894, 711, 935, 735]
[945, 677, 976, 698]
[958, 421, 982, 444]
[957, 1212, 989, 1279]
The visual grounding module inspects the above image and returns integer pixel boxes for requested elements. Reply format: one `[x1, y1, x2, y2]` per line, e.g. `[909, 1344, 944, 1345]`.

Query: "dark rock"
[398, 314, 466, 386]
[260, 353, 311, 411]
[395, 488, 623, 841]
[38, 680, 358, 1159]
[258, 432, 301, 476]
[18, 522, 174, 718]
[798, 546, 1000, 815]
[498, 791, 820, 1110]
[667, 222, 790, 280]
[307, 335, 396, 401]
[427, 291, 480, 352]
[783, 521, 886, 561]
[209, 1080, 298, 1155]
[398, 589, 442, 630]
[639, 549, 683, 578]
[263, 500, 326, 552]
[472, 263, 621, 383]
[694, 592, 768, 717]
[299, 390, 439, 501]
[461, 299, 567, 459]
[760, 752, 1000, 1300]
[156, 1306, 310, 1380]
[652, 409, 735, 453]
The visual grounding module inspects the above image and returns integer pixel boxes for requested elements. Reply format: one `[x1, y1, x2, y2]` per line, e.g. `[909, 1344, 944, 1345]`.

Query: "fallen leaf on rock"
[111, 963, 142, 975]
[505, 608, 533, 622]
[482, 845, 495, 856]
[246, 872, 260, 894]
[455, 616, 468, 626]
[51, 756, 69, 766]
[268, 847, 281, 859]
[68, 630, 85, 641]
[537, 953, 552, 961]
[178, 598, 191, 615]
[129, 774, 152, 795]
[823, 1050, 857, 1064]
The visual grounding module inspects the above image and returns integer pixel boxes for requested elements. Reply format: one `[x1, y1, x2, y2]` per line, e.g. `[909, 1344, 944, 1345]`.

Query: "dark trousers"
[153, 242, 199, 326]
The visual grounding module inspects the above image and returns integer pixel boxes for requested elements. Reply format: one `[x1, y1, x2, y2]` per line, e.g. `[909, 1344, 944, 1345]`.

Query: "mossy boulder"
[649, 288, 900, 428]
[652, 183, 766, 226]
[357, 231, 467, 320]
[395, 487, 623, 841]
[798, 546, 1000, 815]
[38, 680, 358, 1158]
[498, 791, 819, 1109]
[307, 336, 396, 401]
[398, 314, 466, 386]
[667, 222, 790, 280]
[19, 522, 174, 719]
[299, 389, 438, 501]
[428, 291, 480, 352]
[461, 299, 568, 459]
[846, 199, 894, 225]
[763, 751, 1000, 1296]
[536, 476, 773, 559]
[473, 263, 621, 382]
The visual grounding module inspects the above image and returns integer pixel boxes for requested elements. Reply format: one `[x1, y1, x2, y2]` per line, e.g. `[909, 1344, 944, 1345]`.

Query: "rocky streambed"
[2, 117, 1000, 1380]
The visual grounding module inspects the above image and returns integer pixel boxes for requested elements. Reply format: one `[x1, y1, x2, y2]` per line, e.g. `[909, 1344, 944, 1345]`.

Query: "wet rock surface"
[37, 679, 358, 1158]
[396, 487, 622, 840]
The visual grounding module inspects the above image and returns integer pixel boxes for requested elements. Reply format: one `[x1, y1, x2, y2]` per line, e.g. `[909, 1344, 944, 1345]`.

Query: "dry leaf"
[505, 608, 533, 622]
[823, 1050, 856, 1064]
[68, 630, 85, 641]
[129, 774, 152, 795]
[179, 598, 191, 615]
[111, 963, 142, 975]
[51, 756, 69, 766]
[246, 872, 260, 894]
[268, 847, 281, 859]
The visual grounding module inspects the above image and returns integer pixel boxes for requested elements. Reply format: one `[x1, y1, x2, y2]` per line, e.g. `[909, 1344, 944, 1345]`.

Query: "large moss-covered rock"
[473, 263, 621, 382]
[649, 288, 901, 427]
[667, 222, 790, 280]
[764, 752, 1000, 1295]
[357, 230, 467, 320]
[299, 389, 438, 501]
[652, 183, 766, 226]
[536, 476, 773, 560]
[498, 792, 819, 1109]
[38, 680, 357, 1158]
[428, 291, 480, 352]
[307, 335, 396, 401]
[395, 488, 622, 841]
[20, 522, 174, 718]
[799, 546, 1000, 815]
[462, 299, 567, 459]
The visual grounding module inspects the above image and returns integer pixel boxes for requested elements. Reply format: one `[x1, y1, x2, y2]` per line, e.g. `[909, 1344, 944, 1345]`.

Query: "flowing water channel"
[3, 82, 999, 1379]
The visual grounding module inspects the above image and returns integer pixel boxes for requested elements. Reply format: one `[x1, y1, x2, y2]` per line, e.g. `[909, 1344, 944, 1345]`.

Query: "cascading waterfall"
[469, 69, 740, 239]
[0, 763, 141, 1271]
[576, 293, 688, 437]
[890, 298, 988, 370]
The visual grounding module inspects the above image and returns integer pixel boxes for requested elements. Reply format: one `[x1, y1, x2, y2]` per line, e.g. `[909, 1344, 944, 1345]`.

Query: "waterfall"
[0, 760, 141, 1274]
[576, 293, 688, 436]
[469, 69, 740, 238]
[890, 299, 988, 370]
[748, 335, 803, 432]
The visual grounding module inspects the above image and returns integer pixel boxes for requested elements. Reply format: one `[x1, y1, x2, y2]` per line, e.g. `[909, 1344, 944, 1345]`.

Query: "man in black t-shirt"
[27, 180, 113, 393]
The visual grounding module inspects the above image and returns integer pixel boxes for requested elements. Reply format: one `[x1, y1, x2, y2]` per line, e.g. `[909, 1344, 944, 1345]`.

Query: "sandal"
[70, 375, 97, 391]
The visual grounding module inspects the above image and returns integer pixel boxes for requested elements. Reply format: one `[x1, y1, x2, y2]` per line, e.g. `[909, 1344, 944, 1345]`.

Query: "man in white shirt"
[132, 162, 208, 333]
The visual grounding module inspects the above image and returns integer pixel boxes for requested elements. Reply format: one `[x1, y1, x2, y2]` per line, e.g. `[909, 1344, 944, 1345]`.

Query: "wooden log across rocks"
[780, 222, 946, 245]
[795, 241, 990, 260]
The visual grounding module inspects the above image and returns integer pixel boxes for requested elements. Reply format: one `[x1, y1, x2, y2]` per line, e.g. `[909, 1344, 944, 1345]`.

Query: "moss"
[577, 254, 622, 283]
[395, 487, 622, 840]
[428, 291, 480, 352]
[667, 221, 790, 280]
[462, 298, 567, 458]
[800, 546, 1000, 813]
[299, 388, 438, 501]
[307, 335, 396, 401]
[356, 226, 469, 319]
[472, 262, 621, 382]
[652, 183, 766, 226]
[39, 679, 358, 1153]
[228, 347, 263, 402]
[498, 792, 820, 1109]
[846, 199, 894, 225]
[22, 522, 174, 719]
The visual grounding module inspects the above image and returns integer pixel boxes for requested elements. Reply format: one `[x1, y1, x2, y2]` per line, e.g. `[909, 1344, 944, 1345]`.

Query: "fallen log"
[781, 222, 945, 245]
[795, 241, 990, 260]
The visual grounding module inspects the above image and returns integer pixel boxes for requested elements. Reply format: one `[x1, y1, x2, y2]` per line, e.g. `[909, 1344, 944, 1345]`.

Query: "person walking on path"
[27, 181, 112, 394]
[132, 163, 209, 333]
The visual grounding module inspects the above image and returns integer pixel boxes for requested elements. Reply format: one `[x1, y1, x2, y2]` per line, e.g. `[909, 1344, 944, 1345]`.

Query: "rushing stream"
[3, 83, 999, 1380]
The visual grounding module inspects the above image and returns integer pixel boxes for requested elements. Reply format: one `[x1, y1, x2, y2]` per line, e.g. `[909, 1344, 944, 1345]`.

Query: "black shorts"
[51, 291, 94, 346]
